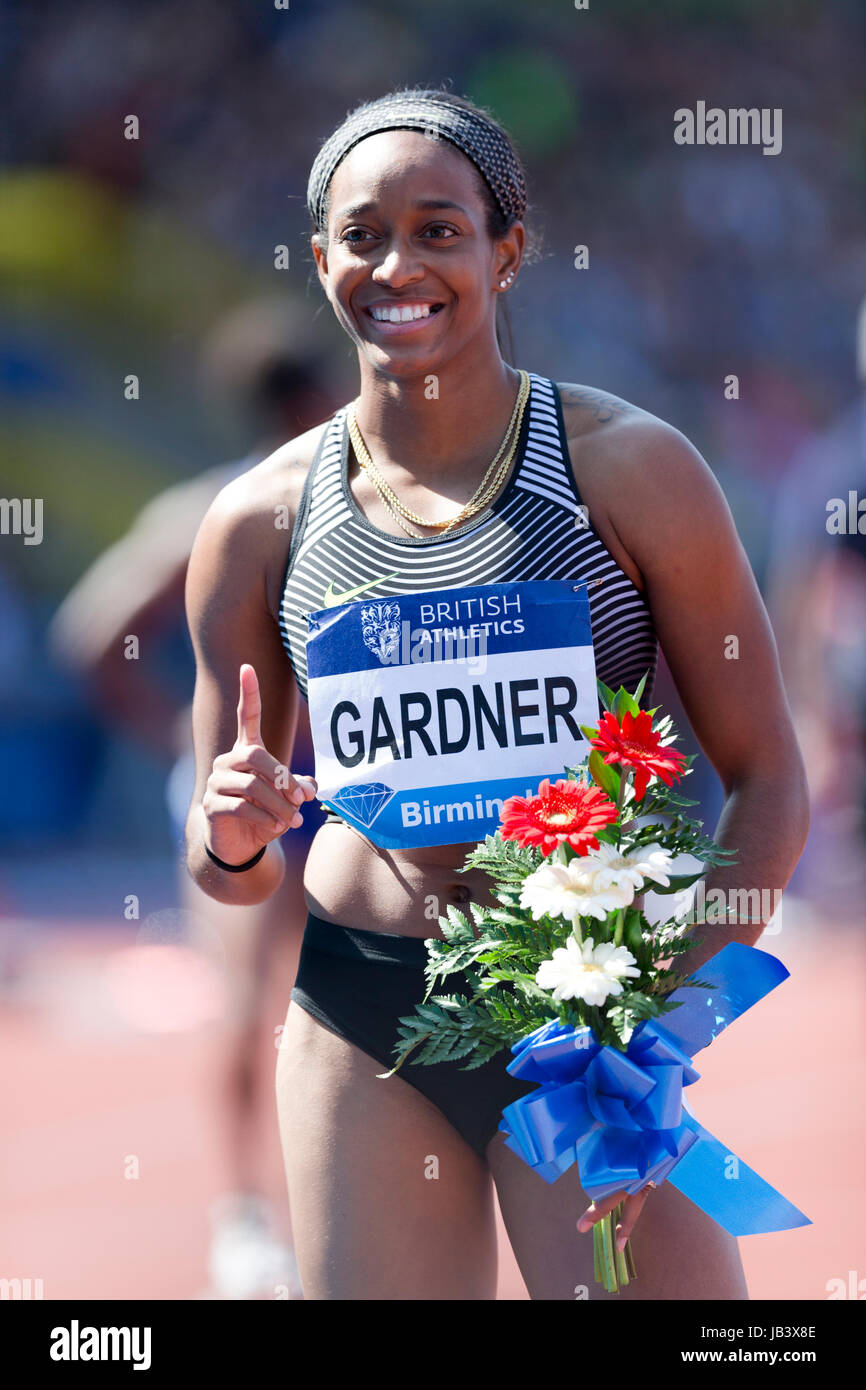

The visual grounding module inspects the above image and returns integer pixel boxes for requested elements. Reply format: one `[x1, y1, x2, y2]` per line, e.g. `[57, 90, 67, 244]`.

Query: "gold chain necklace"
[347, 370, 530, 538]
[347, 371, 529, 536]
[349, 370, 529, 534]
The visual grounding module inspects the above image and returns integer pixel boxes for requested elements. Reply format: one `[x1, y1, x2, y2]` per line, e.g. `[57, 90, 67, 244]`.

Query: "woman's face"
[312, 129, 522, 375]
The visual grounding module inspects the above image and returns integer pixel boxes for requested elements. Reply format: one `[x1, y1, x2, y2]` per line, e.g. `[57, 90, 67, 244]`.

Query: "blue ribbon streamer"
[498, 942, 811, 1236]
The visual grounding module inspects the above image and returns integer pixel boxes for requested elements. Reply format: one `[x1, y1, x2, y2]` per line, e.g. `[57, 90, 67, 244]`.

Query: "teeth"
[370, 304, 436, 322]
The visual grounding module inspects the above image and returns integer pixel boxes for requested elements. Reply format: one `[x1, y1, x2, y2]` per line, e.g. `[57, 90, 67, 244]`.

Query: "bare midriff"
[301, 819, 500, 939]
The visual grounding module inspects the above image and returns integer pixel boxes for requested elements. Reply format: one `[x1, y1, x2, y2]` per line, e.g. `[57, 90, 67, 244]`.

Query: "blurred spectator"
[49, 300, 337, 1298]
[765, 293, 866, 906]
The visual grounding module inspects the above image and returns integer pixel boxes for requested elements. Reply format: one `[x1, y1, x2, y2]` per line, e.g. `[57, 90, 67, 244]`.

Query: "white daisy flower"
[587, 841, 674, 893]
[535, 935, 641, 1006]
[519, 858, 634, 924]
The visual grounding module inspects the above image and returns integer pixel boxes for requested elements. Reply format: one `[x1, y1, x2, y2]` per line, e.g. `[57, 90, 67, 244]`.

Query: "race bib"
[305, 580, 598, 849]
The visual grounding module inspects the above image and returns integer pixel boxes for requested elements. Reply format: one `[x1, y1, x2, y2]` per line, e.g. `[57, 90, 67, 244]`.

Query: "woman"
[184, 87, 809, 1300]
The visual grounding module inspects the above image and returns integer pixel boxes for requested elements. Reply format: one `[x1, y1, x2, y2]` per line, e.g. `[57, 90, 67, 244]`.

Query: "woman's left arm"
[602, 415, 811, 975]
[576, 414, 811, 1252]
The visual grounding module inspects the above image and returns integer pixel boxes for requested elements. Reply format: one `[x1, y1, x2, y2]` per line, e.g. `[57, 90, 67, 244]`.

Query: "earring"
[499, 272, 515, 290]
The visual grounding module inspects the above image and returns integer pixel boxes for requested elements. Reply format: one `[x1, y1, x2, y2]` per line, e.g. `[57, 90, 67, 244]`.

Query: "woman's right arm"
[183, 468, 315, 905]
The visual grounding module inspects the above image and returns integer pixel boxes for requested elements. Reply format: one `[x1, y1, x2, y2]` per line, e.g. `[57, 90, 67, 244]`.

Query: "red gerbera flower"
[500, 777, 619, 858]
[589, 709, 687, 801]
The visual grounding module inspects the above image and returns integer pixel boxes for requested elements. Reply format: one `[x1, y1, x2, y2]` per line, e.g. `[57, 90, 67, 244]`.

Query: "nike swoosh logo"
[322, 572, 400, 607]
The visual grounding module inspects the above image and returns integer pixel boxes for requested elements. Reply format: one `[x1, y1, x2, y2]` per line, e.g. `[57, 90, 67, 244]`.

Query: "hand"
[202, 663, 317, 866]
[576, 1183, 654, 1252]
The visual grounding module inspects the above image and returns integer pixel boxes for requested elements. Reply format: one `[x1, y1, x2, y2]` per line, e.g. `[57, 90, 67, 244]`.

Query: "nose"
[371, 237, 425, 289]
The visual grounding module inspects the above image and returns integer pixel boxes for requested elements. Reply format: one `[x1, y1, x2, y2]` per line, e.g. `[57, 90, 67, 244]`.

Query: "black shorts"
[290, 911, 538, 1157]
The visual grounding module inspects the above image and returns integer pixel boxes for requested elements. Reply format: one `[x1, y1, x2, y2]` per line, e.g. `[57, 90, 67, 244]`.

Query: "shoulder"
[555, 381, 737, 576]
[188, 417, 334, 614]
[556, 380, 704, 477]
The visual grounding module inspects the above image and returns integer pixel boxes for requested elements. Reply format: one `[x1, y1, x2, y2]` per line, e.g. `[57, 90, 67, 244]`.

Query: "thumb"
[237, 663, 263, 746]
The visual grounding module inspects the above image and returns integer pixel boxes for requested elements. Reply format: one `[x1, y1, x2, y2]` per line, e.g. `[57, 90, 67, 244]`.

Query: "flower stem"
[599, 1211, 617, 1292]
[591, 1203, 636, 1294]
[592, 1221, 606, 1291]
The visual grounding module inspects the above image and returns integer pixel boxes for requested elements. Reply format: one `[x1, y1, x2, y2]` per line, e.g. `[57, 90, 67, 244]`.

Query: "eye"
[338, 227, 374, 245]
[422, 224, 459, 240]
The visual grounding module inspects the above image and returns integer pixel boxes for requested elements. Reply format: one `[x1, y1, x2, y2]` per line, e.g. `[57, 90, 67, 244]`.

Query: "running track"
[1, 899, 862, 1300]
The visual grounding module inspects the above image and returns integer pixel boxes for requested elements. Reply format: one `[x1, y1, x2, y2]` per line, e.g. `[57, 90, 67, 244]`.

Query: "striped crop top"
[278, 372, 659, 818]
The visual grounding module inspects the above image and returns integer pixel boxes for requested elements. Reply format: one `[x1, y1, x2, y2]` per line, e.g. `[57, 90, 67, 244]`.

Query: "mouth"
[362, 301, 447, 335]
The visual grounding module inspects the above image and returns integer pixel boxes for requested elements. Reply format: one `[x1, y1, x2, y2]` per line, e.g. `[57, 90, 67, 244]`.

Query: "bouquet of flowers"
[390, 673, 809, 1293]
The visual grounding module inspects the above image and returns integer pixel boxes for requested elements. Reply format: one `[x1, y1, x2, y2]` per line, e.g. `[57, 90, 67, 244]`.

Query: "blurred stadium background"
[1, 0, 864, 1300]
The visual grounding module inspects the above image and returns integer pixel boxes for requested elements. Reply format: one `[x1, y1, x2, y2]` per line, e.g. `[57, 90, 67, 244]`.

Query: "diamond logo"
[328, 782, 396, 827]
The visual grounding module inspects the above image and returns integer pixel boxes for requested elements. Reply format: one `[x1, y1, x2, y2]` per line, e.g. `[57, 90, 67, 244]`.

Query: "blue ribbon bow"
[499, 942, 810, 1236]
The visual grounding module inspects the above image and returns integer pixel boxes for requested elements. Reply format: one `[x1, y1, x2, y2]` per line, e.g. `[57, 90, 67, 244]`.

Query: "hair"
[307, 83, 541, 363]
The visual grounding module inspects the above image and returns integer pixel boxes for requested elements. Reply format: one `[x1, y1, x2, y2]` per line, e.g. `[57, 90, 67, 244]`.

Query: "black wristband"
[204, 841, 267, 873]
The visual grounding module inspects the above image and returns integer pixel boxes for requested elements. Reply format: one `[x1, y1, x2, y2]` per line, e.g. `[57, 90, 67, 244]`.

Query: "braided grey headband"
[306, 94, 527, 236]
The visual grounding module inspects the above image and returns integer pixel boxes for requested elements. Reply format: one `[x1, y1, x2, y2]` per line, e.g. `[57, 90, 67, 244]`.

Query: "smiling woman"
[183, 84, 809, 1301]
[308, 89, 538, 373]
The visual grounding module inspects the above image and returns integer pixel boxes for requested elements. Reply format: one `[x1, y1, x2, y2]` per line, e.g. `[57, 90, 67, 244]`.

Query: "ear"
[495, 221, 525, 285]
[311, 232, 330, 288]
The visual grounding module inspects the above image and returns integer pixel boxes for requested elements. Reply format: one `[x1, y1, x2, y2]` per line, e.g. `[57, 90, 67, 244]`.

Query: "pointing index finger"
[237, 663, 263, 747]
